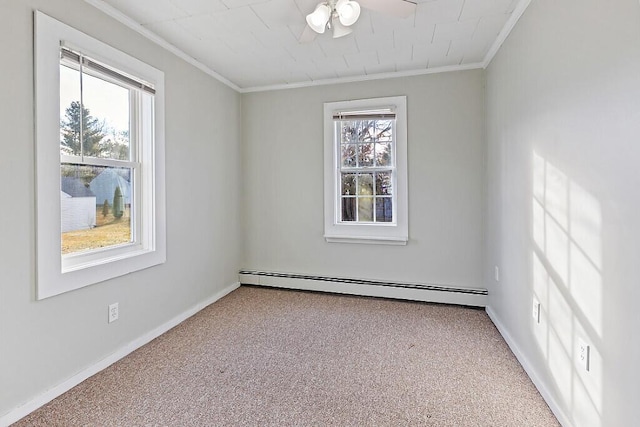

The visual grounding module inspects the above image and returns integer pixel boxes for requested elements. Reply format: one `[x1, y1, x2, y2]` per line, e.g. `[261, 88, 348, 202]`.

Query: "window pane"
[375, 142, 391, 166]
[357, 173, 373, 195]
[375, 172, 392, 195]
[359, 120, 374, 142]
[375, 120, 393, 142]
[375, 198, 393, 222]
[341, 173, 356, 195]
[341, 197, 356, 221]
[61, 164, 133, 255]
[358, 143, 374, 167]
[340, 122, 358, 143]
[358, 197, 373, 222]
[59, 68, 131, 160]
[341, 144, 356, 167]
[82, 72, 130, 160]
[60, 65, 81, 157]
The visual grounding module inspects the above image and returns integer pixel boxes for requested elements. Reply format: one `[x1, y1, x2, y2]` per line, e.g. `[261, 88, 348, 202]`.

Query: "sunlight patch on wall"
[531, 151, 603, 426]
[546, 216, 570, 285]
[569, 183, 603, 336]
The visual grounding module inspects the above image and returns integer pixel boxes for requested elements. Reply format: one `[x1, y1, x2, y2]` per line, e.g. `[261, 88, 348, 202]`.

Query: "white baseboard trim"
[0, 281, 240, 427]
[240, 270, 487, 307]
[485, 307, 572, 427]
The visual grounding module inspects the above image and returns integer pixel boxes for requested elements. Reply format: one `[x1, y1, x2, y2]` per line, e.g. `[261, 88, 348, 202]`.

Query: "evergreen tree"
[113, 187, 124, 219]
[60, 101, 106, 157]
[102, 199, 110, 218]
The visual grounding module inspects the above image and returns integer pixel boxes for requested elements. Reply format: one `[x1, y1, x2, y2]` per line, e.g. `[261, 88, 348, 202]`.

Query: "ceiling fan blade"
[357, 0, 417, 19]
[299, 24, 318, 43]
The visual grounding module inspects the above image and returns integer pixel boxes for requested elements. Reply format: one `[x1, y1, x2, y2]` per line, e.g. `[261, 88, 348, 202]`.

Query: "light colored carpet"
[15, 286, 559, 426]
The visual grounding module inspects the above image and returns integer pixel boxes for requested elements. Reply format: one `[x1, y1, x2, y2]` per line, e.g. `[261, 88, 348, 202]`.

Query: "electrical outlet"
[578, 339, 590, 372]
[108, 302, 119, 323]
[532, 299, 540, 324]
[494, 266, 500, 282]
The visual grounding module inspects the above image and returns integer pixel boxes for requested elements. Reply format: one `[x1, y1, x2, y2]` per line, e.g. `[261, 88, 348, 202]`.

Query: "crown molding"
[240, 62, 485, 93]
[482, 0, 533, 68]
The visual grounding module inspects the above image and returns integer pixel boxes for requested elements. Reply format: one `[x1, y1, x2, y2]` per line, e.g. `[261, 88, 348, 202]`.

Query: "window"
[35, 12, 166, 299]
[324, 96, 408, 244]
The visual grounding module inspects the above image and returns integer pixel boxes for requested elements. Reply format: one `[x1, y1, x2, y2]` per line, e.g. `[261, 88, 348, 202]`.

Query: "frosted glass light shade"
[306, 4, 331, 33]
[332, 18, 353, 38]
[336, 0, 361, 26]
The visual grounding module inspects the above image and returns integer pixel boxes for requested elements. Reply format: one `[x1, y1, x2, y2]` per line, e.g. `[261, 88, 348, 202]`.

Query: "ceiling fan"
[300, 0, 417, 42]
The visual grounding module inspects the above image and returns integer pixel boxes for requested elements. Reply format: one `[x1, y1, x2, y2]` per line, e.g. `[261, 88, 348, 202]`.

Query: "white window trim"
[323, 96, 408, 245]
[35, 11, 166, 299]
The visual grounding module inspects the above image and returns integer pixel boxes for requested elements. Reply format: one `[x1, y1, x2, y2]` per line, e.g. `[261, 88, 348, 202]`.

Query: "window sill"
[324, 235, 408, 245]
[62, 244, 148, 273]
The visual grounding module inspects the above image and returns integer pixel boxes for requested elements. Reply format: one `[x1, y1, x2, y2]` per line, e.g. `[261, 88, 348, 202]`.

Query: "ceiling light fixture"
[306, 3, 332, 33]
[330, 17, 353, 38]
[306, 0, 361, 38]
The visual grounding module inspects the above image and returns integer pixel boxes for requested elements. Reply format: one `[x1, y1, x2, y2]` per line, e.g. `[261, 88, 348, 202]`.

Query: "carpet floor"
[15, 286, 559, 426]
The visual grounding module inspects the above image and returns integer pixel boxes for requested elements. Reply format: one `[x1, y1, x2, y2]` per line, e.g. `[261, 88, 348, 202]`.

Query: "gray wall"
[0, 0, 242, 417]
[241, 71, 485, 288]
[485, 0, 640, 425]
[11, 0, 636, 423]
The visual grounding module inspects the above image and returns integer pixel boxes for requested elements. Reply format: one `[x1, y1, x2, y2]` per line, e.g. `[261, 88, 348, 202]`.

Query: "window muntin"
[336, 114, 395, 223]
[35, 11, 166, 299]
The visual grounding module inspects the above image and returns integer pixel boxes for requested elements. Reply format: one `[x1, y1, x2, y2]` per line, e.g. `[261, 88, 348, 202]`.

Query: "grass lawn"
[62, 207, 131, 255]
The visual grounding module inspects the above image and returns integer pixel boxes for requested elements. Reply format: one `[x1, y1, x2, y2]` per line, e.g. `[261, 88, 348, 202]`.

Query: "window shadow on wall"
[531, 151, 603, 427]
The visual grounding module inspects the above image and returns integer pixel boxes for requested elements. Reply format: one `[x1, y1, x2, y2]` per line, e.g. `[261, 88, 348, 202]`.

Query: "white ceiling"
[87, 0, 529, 92]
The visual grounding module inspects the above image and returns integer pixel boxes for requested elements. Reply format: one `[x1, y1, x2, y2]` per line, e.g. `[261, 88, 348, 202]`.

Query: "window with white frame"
[35, 12, 166, 299]
[323, 96, 408, 245]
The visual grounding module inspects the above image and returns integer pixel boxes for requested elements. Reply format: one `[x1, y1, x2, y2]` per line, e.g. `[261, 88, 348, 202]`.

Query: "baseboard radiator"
[239, 270, 487, 307]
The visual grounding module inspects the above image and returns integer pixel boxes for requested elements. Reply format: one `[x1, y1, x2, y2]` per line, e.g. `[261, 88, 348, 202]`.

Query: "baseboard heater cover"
[239, 270, 487, 307]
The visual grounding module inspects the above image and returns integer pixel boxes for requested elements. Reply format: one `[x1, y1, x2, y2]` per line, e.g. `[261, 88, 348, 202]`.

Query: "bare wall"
[485, 0, 640, 425]
[241, 71, 485, 288]
[0, 0, 242, 417]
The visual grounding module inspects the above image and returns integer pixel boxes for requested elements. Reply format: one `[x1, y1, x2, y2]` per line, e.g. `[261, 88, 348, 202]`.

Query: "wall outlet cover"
[578, 338, 590, 372]
[532, 299, 540, 324]
[108, 302, 119, 323]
